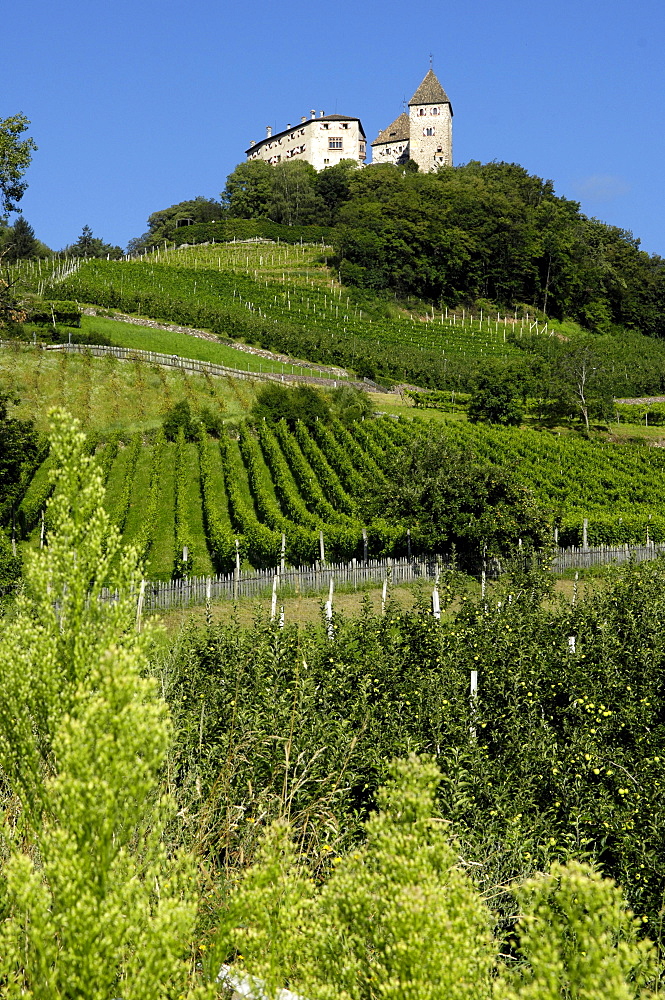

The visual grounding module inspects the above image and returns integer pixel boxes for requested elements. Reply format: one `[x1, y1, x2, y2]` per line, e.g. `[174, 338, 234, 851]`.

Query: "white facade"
[246, 112, 367, 171]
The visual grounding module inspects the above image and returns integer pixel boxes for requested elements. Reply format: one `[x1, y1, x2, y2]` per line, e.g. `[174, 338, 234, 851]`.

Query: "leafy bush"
[162, 398, 196, 441]
[27, 299, 81, 327]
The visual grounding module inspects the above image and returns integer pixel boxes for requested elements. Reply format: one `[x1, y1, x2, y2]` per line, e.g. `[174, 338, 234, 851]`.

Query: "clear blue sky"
[5, 0, 665, 256]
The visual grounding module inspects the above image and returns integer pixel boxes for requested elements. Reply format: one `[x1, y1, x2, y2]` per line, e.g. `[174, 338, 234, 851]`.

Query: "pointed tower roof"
[372, 112, 410, 146]
[408, 69, 452, 109]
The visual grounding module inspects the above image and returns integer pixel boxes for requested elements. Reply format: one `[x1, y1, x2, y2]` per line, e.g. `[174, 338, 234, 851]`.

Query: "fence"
[107, 543, 665, 613]
[122, 556, 448, 612]
[550, 542, 665, 573]
[2, 340, 381, 392]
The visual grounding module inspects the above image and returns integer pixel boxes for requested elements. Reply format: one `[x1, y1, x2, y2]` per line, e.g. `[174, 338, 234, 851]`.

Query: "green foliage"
[130, 195, 226, 250]
[361, 424, 549, 559]
[253, 382, 332, 426]
[271, 160, 325, 226]
[174, 427, 194, 577]
[435, 417, 665, 546]
[163, 398, 196, 441]
[62, 224, 123, 259]
[328, 382, 375, 423]
[112, 432, 141, 534]
[27, 299, 81, 326]
[333, 160, 665, 339]
[0, 412, 201, 997]
[0, 530, 21, 595]
[468, 364, 524, 425]
[155, 216, 334, 249]
[133, 428, 166, 562]
[212, 756, 494, 1000]
[222, 159, 274, 219]
[4, 214, 38, 260]
[0, 391, 40, 522]
[0, 114, 37, 215]
[497, 863, 656, 1000]
[196, 427, 236, 572]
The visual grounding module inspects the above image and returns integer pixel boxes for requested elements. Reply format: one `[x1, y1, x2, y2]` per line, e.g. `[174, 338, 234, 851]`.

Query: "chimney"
[249, 140, 255, 147]
[286, 123, 291, 130]
[266, 126, 272, 137]
[319, 110, 325, 117]
[300, 116, 307, 123]
[310, 109, 316, 119]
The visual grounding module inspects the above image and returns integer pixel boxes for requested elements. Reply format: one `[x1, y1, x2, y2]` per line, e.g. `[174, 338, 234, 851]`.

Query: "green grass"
[78, 314, 337, 380]
[0, 344, 256, 434]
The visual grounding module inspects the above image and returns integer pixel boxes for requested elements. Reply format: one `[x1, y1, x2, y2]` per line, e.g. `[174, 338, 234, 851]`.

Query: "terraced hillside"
[14, 243, 530, 388]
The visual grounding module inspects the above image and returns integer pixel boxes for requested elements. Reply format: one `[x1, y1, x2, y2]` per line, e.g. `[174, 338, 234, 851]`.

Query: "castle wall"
[408, 102, 452, 171]
[247, 115, 366, 171]
[372, 140, 409, 166]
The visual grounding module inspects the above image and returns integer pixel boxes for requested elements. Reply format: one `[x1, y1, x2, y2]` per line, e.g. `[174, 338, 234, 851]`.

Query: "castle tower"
[408, 68, 453, 171]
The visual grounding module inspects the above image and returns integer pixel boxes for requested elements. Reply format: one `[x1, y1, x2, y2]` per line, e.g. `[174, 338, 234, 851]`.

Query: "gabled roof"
[371, 112, 410, 147]
[408, 69, 451, 107]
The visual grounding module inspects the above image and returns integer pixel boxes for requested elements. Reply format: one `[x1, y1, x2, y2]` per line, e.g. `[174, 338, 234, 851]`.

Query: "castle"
[245, 69, 452, 173]
[371, 69, 453, 171]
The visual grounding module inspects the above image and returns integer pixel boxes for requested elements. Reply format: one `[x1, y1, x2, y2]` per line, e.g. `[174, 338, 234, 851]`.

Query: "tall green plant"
[0, 411, 203, 999]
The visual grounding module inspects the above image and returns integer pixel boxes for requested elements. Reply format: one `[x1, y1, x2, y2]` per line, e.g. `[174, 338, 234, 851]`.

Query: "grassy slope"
[79, 315, 338, 379]
[0, 344, 255, 434]
[40, 243, 526, 379]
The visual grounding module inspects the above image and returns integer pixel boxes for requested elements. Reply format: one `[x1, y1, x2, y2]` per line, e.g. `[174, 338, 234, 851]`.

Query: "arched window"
[432, 107, 439, 115]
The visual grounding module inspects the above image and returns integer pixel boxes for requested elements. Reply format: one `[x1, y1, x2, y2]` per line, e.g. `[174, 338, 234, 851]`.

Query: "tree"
[162, 398, 196, 441]
[221, 160, 274, 219]
[0, 411, 201, 997]
[0, 114, 37, 217]
[252, 383, 331, 426]
[550, 339, 613, 433]
[313, 159, 357, 224]
[468, 363, 523, 425]
[362, 426, 549, 559]
[270, 160, 323, 226]
[63, 224, 123, 259]
[5, 214, 38, 260]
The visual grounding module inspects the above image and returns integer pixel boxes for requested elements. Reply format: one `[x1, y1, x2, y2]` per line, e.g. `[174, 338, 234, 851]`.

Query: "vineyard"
[14, 402, 665, 578]
[436, 417, 665, 546]
[0, 342, 257, 433]
[10, 243, 531, 388]
[15, 414, 409, 578]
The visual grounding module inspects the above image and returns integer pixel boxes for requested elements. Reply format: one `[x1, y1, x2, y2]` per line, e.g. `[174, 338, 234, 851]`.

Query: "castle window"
[324, 158, 330, 164]
[432, 107, 439, 115]
[418, 108, 426, 116]
[342, 122, 349, 129]
[386, 148, 391, 154]
[322, 123, 329, 130]
[329, 137, 343, 149]
[424, 127, 435, 136]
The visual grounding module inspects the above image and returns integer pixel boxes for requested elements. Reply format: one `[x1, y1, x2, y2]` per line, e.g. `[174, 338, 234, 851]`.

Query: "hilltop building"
[371, 69, 453, 171]
[246, 111, 367, 171]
